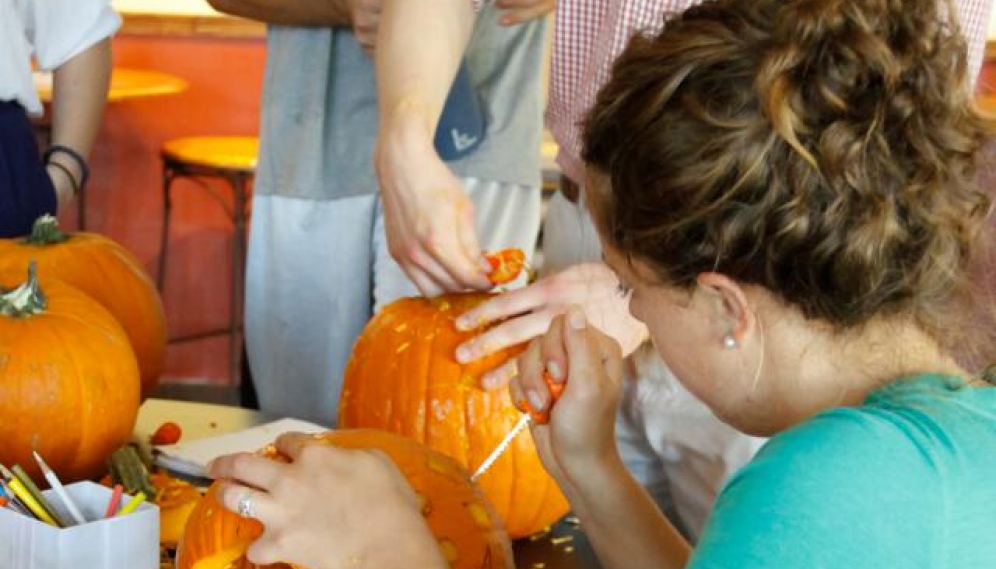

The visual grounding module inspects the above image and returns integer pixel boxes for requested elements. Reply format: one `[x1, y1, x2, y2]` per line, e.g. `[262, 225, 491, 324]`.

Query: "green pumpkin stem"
[24, 214, 69, 245]
[0, 261, 47, 317]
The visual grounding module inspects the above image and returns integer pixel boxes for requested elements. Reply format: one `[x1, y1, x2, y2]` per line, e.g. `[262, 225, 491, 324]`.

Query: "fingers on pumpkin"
[274, 431, 322, 461]
[457, 308, 551, 364]
[208, 452, 284, 491]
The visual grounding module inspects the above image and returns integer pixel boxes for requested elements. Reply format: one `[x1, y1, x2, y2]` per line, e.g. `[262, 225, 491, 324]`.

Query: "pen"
[104, 484, 124, 518]
[115, 491, 147, 517]
[6, 477, 58, 526]
[0, 479, 30, 516]
[10, 464, 67, 527]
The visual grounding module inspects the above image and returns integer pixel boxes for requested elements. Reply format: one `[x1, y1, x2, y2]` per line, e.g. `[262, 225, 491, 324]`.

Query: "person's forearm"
[564, 455, 692, 569]
[206, 0, 351, 26]
[50, 38, 111, 164]
[375, 0, 475, 143]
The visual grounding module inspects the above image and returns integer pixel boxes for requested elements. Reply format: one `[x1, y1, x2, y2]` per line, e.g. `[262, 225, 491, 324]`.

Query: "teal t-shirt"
[688, 373, 996, 568]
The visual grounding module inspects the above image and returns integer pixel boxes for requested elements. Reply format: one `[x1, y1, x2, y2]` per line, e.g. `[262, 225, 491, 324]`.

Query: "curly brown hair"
[583, 0, 993, 341]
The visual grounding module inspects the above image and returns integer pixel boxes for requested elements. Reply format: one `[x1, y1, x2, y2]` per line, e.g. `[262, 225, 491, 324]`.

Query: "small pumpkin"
[175, 429, 513, 569]
[339, 294, 569, 538]
[484, 249, 526, 286]
[0, 262, 141, 482]
[0, 215, 167, 397]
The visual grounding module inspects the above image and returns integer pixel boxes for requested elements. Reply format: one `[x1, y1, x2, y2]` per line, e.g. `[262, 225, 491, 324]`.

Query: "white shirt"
[0, 0, 121, 115]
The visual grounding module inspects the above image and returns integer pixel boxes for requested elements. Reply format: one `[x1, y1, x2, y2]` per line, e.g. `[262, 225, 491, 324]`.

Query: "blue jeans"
[0, 100, 57, 237]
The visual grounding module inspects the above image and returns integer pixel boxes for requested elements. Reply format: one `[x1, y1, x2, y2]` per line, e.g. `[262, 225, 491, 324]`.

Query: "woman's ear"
[695, 272, 756, 348]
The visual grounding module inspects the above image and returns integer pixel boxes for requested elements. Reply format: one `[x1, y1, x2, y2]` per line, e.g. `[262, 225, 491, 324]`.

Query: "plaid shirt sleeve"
[955, 0, 994, 82]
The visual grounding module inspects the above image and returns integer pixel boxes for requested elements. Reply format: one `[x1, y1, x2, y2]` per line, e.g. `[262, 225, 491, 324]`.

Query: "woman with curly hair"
[207, 0, 996, 566]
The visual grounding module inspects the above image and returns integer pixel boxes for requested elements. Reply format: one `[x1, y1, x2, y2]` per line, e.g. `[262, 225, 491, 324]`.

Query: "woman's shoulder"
[752, 373, 996, 484]
[689, 375, 996, 567]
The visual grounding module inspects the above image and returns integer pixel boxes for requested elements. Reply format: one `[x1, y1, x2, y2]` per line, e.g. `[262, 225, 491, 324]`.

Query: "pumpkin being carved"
[0, 263, 141, 482]
[339, 294, 569, 538]
[175, 429, 513, 569]
[0, 215, 167, 397]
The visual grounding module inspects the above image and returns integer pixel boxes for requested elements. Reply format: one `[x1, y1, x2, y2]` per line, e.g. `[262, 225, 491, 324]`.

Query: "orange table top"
[34, 67, 188, 103]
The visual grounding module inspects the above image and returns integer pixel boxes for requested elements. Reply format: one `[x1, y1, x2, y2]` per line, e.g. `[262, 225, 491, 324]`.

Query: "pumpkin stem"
[0, 261, 47, 317]
[24, 214, 69, 245]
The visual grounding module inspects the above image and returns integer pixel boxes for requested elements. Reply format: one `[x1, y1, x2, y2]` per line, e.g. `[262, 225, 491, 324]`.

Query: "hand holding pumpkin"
[207, 432, 447, 569]
[511, 307, 626, 489]
[454, 262, 648, 389]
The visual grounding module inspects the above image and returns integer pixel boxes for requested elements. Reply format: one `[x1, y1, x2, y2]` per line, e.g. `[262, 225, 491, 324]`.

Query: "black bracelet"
[44, 144, 89, 192]
[46, 160, 81, 197]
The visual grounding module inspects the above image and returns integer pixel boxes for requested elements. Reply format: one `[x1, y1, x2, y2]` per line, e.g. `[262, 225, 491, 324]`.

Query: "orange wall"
[82, 33, 265, 383]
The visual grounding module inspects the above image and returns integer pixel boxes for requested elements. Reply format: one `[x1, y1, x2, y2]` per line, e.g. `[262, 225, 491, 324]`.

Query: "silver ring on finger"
[237, 491, 257, 519]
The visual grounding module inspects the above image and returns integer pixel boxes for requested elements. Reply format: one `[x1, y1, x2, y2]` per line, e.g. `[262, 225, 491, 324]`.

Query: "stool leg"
[158, 167, 176, 293]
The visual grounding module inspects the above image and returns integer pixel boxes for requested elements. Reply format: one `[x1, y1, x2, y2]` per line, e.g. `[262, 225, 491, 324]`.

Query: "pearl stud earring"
[723, 334, 738, 349]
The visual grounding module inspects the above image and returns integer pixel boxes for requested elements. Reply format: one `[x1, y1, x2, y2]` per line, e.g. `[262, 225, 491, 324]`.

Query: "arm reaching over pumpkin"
[207, 432, 449, 569]
[455, 263, 649, 389]
[511, 308, 691, 569]
[374, 0, 494, 296]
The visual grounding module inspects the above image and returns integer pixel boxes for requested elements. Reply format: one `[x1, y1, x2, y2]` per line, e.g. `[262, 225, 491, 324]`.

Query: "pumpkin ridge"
[424, 306, 445, 453]
[45, 322, 88, 474]
[46, 302, 131, 346]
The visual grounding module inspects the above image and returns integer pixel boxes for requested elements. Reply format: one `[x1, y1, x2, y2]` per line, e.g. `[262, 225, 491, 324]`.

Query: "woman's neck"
[759, 311, 966, 433]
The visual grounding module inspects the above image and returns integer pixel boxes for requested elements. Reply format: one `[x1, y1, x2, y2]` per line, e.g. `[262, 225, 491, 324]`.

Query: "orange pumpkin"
[153, 472, 203, 546]
[0, 263, 141, 482]
[339, 294, 569, 538]
[0, 215, 167, 397]
[175, 429, 513, 569]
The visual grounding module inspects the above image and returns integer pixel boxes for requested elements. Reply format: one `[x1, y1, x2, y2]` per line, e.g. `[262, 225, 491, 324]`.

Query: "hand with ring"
[207, 432, 447, 569]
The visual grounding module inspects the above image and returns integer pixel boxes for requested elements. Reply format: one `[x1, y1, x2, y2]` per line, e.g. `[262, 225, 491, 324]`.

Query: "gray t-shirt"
[255, 6, 547, 200]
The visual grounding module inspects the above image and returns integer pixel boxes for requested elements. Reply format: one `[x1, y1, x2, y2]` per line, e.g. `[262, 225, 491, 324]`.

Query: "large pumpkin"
[339, 294, 569, 538]
[0, 215, 167, 397]
[176, 429, 513, 569]
[0, 263, 141, 482]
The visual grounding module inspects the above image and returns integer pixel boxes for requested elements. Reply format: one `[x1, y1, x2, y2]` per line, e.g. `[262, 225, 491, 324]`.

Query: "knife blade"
[471, 413, 532, 481]
[470, 372, 564, 481]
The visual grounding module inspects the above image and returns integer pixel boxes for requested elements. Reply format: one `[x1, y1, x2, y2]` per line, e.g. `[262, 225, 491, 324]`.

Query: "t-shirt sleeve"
[24, 0, 121, 71]
[687, 409, 944, 569]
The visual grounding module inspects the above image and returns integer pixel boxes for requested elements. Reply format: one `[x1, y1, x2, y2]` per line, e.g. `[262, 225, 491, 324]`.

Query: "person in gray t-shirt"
[207, 0, 550, 425]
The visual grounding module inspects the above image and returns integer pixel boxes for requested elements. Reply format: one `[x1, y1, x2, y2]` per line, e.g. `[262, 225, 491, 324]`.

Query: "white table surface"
[132, 398, 274, 466]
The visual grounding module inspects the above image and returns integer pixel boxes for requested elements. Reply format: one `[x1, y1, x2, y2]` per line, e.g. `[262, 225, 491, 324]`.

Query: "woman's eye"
[616, 281, 633, 297]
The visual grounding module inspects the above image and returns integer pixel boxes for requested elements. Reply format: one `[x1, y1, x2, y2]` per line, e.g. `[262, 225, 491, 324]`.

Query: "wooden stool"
[158, 135, 258, 383]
